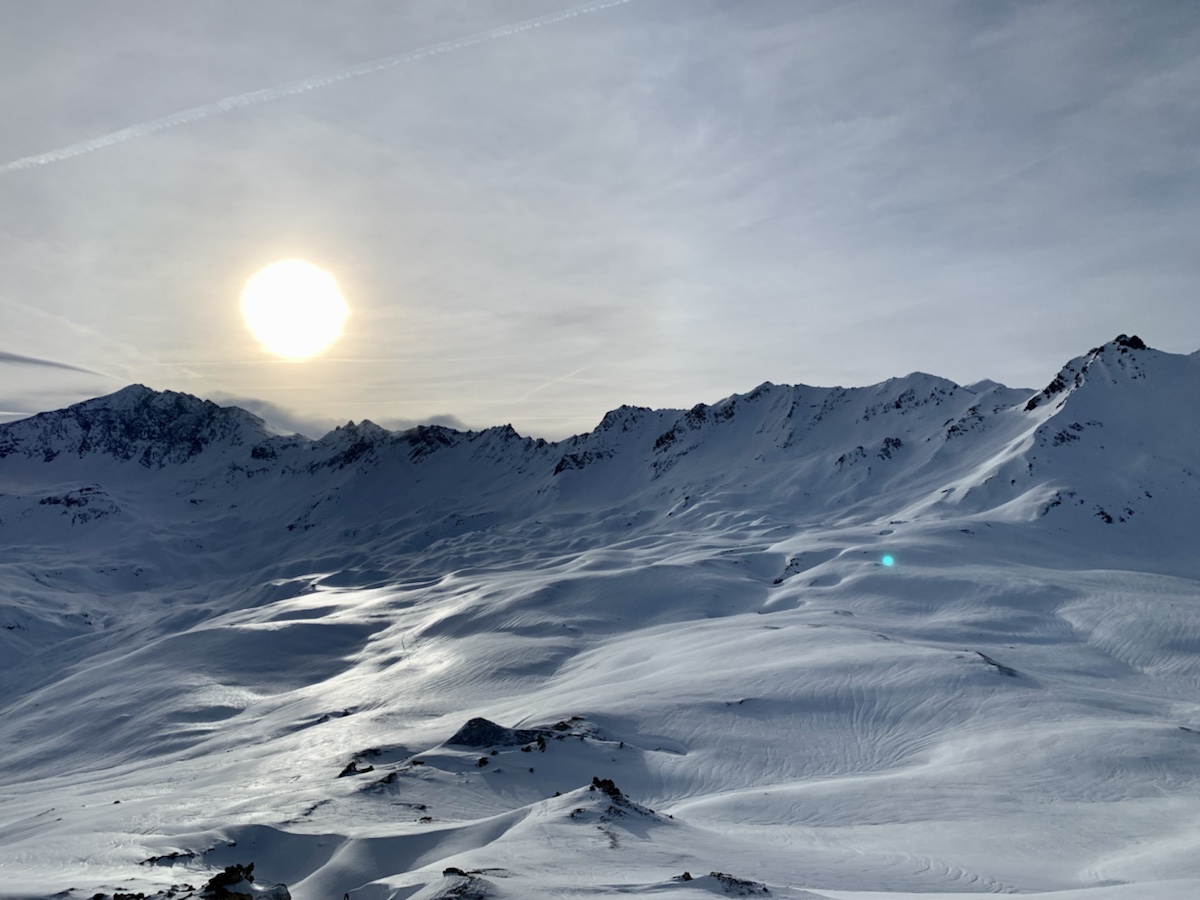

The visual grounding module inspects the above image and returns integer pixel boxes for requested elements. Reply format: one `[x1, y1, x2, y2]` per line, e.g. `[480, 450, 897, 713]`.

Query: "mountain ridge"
[0, 333, 1180, 471]
[2, 335, 1200, 899]
[1, 334, 1195, 556]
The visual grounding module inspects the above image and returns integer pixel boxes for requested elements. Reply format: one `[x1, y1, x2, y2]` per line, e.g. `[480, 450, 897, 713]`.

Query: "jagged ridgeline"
[2, 334, 1200, 899]
[0, 334, 1196, 570]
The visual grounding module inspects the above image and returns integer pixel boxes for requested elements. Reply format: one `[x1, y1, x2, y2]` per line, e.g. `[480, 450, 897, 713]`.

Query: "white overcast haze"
[2, 0, 1199, 438]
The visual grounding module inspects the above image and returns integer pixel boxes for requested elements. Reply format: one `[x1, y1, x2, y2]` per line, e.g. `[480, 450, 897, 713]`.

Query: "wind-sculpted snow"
[1, 336, 1199, 899]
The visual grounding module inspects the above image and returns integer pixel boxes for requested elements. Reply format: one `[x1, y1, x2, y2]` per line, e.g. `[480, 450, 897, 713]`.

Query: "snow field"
[2, 338, 1199, 897]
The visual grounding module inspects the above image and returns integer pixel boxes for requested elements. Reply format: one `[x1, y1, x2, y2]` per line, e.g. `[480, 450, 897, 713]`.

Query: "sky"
[2, 0, 1199, 440]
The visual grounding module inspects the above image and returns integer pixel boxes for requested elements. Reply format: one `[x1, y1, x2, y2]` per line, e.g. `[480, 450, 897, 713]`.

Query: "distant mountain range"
[1, 334, 1198, 900]
[1, 333, 1195, 569]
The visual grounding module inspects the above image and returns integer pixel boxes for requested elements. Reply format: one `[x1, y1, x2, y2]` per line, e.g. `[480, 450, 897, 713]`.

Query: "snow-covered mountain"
[1, 335, 1198, 899]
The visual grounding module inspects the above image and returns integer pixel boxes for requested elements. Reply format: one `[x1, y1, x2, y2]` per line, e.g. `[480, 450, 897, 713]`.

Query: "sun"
[241, 259, 349, 359]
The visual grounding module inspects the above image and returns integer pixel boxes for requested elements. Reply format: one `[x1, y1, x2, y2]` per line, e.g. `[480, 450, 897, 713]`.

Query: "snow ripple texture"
[0, 335, 1198, 900]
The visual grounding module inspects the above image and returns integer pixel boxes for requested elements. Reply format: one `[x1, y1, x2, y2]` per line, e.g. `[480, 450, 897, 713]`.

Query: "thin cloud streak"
[0, 350, 109, 377]
[976, 143, 1078, 191]
[518, 364, 597, 401]
[0, 0, 634, 175]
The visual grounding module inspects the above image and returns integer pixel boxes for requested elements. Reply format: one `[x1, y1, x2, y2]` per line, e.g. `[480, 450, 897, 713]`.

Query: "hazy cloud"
[2, 1, 1199, 437]
[212, 394, 470, 438]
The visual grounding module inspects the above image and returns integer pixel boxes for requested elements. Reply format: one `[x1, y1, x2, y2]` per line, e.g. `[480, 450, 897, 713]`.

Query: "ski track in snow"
[1, 336, 1199, 898]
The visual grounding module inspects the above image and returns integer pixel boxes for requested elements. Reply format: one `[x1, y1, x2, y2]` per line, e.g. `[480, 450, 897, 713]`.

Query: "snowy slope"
[0, 335, 1198, 899]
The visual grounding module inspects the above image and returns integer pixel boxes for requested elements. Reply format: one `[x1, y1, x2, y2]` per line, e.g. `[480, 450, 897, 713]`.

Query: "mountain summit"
[0, 383, 272, 467]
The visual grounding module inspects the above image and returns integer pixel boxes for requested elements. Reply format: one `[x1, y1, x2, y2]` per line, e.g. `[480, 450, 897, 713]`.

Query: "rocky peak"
[1025, 334, 1151, 411]
[401, 423, 467, 462]
[478, 423, 521, 441]
[595, 405, 653, 434]
[329, 419, 390, 442]
[862, 372, 959, 417]
[1111, 333, 1147, 351]
[304, 419, 397, 472]
[0, 384, 271, 467]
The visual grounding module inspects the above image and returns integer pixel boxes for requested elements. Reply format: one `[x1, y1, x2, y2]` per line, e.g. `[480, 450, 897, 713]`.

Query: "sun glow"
[241, 259, 349, 359]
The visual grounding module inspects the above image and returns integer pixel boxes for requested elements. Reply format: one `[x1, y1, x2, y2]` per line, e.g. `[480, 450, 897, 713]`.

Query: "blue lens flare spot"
[881, 555, 895, 567]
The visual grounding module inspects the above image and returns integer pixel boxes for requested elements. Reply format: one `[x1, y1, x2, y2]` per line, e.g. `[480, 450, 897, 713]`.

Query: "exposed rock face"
[0, 384, 270, 466]
[1025, 334, 1149, 411]
[198, 862, 290, 900]
[445, 717, 549, 748]
[37, 485, 120, 524]
[1114, 333, 1147, 351]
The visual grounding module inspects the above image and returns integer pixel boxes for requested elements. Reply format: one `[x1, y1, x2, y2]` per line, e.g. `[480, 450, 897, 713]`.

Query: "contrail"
[979, 143, 1076, 190]
[0, 0, 634, 175]
[519, 364, 596, 401]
